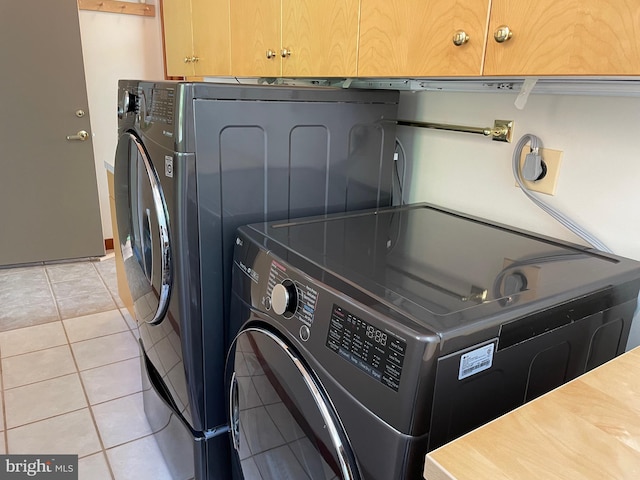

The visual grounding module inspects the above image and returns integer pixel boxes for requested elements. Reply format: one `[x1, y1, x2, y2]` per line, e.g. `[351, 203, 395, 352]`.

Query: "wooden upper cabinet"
[162, 0, 230, 77]
[162, 0, 194, 76]
[358, 0, 491, 77]
[281, 0, 359, 77]
[229, 0, 358, 77]
[191, 0, 230, 76]
[485, 0, 640, 76]
[230, 0, 281, 77]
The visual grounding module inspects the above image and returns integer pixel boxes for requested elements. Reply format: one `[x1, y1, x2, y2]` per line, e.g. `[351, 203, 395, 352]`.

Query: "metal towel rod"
[396, 119, 514, 143]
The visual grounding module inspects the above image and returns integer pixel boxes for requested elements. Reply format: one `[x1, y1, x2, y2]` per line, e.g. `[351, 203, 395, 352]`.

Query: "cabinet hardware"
[452, 31, 469, 46]
[281, 48, 292, 58]
[266, 49, 277, 59]
[494, 25, 513, 43]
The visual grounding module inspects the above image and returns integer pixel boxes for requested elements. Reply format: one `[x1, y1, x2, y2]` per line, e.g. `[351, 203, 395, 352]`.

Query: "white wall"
[397, 91, 640, 261]
[77, 5, 165, 239]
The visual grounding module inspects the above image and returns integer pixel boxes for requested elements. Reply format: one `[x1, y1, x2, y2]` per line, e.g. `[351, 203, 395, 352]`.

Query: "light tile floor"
[0, 256, 173, 479]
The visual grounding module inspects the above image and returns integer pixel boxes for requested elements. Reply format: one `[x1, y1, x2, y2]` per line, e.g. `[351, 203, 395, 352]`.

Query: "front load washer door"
[114, 131, 172, 327]
[229, 327, 360, 480]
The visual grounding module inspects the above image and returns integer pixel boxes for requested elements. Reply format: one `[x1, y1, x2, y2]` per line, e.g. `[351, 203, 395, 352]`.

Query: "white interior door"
[0, 0, 104, 266]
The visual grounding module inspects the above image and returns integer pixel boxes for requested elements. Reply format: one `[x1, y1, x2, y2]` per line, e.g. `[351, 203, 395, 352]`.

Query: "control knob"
[118, 90, 138, 118]
[271, 279, 297, 318]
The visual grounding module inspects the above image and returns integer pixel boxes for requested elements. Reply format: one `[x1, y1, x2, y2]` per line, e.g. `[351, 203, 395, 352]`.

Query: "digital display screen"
[326, 304, 406, 392]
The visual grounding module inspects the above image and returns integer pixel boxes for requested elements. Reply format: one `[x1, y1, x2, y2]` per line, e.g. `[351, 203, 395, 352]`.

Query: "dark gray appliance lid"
[244, 204, 640, 334]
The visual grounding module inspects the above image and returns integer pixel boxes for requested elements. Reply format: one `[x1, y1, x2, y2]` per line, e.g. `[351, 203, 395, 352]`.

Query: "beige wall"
[77, 5, 165, 239]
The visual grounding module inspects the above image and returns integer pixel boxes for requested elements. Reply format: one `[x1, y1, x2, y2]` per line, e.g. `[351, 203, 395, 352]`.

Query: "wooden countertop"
[424, 347, 640, 480]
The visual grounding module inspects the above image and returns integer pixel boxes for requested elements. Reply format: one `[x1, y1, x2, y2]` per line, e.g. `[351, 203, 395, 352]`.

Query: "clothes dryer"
[227, 204, 640, 479]
[114, 80, 399, 479]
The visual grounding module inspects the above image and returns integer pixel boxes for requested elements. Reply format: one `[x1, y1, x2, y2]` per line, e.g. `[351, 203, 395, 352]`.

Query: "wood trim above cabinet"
[77, 0, 155, 17]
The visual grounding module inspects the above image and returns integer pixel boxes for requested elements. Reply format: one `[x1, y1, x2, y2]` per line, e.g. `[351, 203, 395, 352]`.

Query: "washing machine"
[226, 203, 640, 479]
[114, 80, 399, 479]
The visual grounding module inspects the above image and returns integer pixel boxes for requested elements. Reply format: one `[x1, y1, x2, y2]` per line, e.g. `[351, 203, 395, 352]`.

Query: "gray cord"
[513, 134, 612, 253]
[395, 138, 408, 205]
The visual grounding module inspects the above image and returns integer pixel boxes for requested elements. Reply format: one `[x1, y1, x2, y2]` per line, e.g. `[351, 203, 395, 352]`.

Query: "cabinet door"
[162, 0, 195, 77]
[281, 0, 359, 77]
[485, 0, 640, 75]
[230, 0, 281, 77]
[358, 0, 490, 77]
[191, 0, 231, 76]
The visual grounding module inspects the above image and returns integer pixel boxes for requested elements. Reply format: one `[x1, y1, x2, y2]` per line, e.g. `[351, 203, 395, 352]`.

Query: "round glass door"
[114, 131, 172, 325]
[229, 327, 360, 480]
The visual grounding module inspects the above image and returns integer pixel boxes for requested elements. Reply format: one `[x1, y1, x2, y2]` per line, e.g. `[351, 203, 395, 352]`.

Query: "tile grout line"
[92, 261, 126, 313]
[62, 314, 117, 480]
[5, 405, 87, 438]
[49, 266, 116, 479]
[43, 265, 64, 322]
[0, 321, 129, 360]
[1, 355, 141, 394]
[48, 262, 118, 320]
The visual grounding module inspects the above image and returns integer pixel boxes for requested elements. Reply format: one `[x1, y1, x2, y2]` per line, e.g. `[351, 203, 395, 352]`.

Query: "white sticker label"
[458, 343, 495, 380]
[165, 156, 173, 178]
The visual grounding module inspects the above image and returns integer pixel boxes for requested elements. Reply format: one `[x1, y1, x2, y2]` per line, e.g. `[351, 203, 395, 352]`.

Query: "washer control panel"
[148, 87, 175, 124]
[326, 304, 406, 392]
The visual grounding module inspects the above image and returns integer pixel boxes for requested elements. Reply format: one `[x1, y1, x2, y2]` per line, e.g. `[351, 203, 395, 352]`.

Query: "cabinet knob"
[452, 30, 470, 46]
[266, 49, 277, 59]
[494, 25, 513, 43]
[281, 48, 292, 58]
[184, 56, 192, 63]
[191, 56, 199, 63]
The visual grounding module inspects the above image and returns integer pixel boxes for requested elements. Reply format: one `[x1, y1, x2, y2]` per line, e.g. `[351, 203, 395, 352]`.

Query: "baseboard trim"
[105, 238, 114, 251]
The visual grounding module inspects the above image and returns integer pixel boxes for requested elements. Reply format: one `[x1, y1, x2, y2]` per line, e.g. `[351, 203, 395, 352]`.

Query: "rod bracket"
[491, 120, 514, 143]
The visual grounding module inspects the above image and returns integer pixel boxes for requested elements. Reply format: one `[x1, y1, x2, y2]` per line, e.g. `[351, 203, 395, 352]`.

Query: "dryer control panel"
[264, 255, 409, 393]
[267, 259, 318, 326]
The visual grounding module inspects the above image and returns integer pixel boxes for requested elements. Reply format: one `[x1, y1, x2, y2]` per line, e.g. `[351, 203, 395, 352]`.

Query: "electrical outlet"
[516, 147, 563, 195]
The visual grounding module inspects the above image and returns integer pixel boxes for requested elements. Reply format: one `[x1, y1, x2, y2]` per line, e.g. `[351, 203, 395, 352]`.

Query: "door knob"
[66, 130, 89, 141]
[494, 25, 513, 43]
[452, 30, 470, 46]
